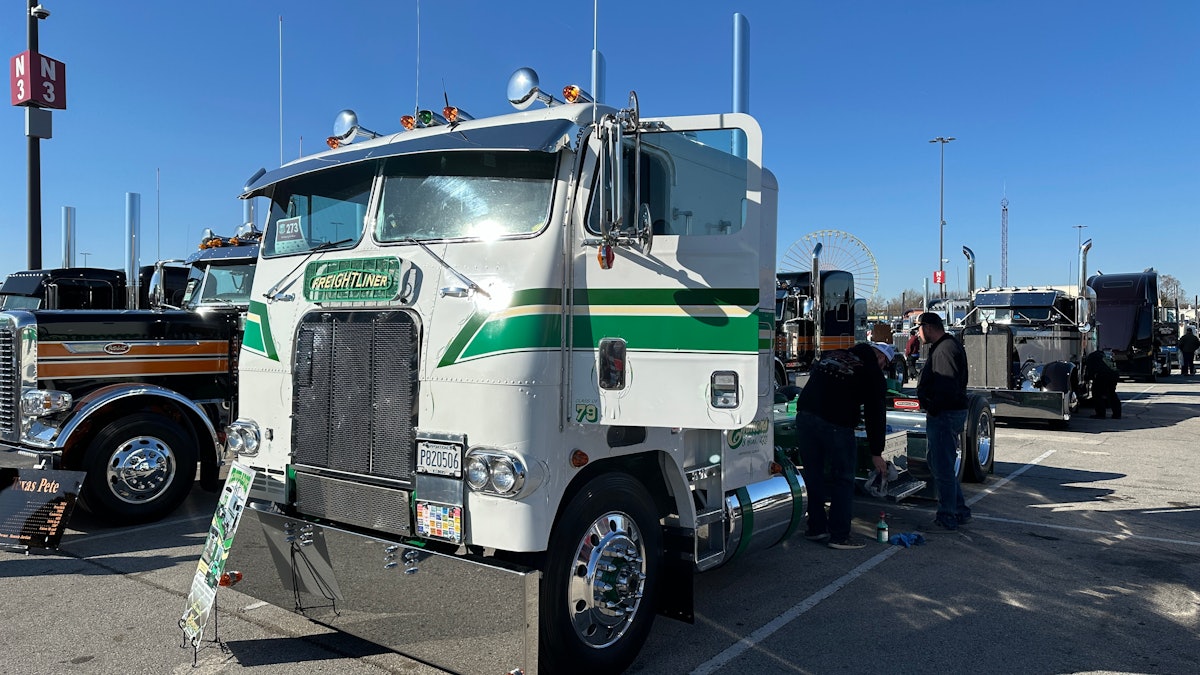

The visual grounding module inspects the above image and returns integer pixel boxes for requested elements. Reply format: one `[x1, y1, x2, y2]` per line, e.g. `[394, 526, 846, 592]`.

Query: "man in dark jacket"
[1085, 349, 1121, 418]
[794, 342, 892, 549]
[1179, 326, 1199, 376]
[916, 312, 971, 531]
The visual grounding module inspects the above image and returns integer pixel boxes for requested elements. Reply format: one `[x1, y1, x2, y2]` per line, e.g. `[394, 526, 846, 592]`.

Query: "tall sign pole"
[11, 1, 65, 269]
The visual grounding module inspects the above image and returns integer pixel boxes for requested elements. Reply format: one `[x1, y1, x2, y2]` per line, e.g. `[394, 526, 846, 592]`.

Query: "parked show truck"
[0, 230, 258, 524]
[1088, 269, 1176, 380]
[774, 266, 857, 384]
[957, 242, 1097, 424]
[220, 69, 992, 674]
[0, 265, 188, 311]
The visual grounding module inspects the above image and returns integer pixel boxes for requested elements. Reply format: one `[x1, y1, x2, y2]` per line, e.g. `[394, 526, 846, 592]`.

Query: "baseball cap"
[869, 342, 896, 362]
[917, 312, 944, 329]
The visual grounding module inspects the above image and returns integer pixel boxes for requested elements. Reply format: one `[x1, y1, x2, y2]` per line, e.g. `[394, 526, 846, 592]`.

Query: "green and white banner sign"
[304, 257, 403, 302]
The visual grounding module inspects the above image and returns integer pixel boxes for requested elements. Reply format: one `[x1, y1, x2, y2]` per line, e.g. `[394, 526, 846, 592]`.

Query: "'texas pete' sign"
[10, 50, 67, 109]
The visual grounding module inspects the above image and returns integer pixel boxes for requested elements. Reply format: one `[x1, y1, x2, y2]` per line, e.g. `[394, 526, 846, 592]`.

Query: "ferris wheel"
[779, 230, 879, 300]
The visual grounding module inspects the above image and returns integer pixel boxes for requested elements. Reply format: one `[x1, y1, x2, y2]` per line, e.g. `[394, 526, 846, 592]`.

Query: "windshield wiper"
[404, 238, 491, 299]
[263, 238, 354, 301]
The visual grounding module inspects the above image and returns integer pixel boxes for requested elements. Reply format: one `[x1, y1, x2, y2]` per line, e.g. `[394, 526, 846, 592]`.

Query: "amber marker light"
[326, 136, 341, 149]
[401, 115, 417, 130]
[769, 461, 783, 476]
[570, 449, 589, 468]
[563, 85, 592, 104]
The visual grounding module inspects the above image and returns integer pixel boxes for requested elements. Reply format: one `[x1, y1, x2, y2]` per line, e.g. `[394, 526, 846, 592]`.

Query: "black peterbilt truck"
[0, 231, 258, 524]
[0, 265, 189, 311]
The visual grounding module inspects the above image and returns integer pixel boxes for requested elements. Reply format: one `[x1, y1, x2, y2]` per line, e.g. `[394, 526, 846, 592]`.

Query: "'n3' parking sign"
[10, 50, 67, 109]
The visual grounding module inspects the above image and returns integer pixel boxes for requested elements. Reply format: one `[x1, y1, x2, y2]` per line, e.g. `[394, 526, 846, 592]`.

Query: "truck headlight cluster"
[20, 388, 72, 417]
[464, 448, 526, 497]
[225, 420, 261, 456]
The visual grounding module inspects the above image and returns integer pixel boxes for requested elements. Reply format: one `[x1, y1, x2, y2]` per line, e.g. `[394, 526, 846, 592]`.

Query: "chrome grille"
[0, 325, 17, 441]
[292, 310, 418, 484]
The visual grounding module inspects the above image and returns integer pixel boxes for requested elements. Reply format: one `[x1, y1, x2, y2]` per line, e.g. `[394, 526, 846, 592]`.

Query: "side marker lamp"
[401, 115, 417, 130]
[443, 106, 474, 123]
[598, 244, 615, 269]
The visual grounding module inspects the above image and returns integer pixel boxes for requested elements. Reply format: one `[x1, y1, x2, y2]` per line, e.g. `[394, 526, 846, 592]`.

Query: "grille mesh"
[294, 471, 411, 536]
[0, 326, 16, 440]
[292, 311, 418, 483]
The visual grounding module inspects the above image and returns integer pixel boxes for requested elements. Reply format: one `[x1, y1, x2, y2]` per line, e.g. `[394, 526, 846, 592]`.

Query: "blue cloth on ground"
[889, 533, 926, 548]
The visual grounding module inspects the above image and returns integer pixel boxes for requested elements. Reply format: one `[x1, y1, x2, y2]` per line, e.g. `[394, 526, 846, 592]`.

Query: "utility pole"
[930, 136, 956, 299]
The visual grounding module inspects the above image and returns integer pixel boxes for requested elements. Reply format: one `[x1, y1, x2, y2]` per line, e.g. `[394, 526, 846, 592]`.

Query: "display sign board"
[933, 270, 946, 284]
[0, 468, 85, 549]
[10, 50, 67, 109]
[180, 463, 256, 643]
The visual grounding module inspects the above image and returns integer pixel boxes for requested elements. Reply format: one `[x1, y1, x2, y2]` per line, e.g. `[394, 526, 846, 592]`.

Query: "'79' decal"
[575, 403, 599, 423]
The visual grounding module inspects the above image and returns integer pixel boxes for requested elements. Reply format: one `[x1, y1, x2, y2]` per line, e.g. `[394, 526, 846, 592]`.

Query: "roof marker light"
[400, 115, 417, 130]
[563, 85, 593, 104]
[443, 106, 474, 124]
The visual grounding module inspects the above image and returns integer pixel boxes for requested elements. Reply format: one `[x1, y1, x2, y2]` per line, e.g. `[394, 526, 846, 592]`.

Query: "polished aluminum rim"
[106, 435, 176, 504]
[565, 511, 647, 649]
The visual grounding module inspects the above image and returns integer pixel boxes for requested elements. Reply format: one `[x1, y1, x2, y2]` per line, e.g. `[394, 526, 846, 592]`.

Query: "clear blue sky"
[3, 1, 1197, 303]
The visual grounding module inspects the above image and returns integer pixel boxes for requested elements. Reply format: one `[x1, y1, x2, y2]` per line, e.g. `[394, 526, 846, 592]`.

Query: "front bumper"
[0, 443, 56, 469]
[226, 502, 540, 675]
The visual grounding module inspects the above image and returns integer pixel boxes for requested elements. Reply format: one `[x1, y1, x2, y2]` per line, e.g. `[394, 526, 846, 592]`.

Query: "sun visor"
[241, 118, 580, 198]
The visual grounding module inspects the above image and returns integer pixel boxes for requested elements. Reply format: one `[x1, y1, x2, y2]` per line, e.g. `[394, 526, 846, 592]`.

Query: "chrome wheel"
[564, 511, 648, 649]
[106, 434, 177, 504]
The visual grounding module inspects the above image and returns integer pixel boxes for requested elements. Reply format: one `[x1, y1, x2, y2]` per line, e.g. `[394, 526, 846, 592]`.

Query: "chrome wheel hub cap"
[566, 511, 647, 649]
[106, 435, 176, 504]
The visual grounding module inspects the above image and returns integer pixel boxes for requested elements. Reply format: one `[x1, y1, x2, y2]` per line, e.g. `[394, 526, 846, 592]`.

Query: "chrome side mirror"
[149, 259, 185, 311]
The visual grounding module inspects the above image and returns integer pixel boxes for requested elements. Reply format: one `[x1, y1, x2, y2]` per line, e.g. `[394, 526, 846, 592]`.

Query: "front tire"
[540, 473, 663, 675]
[80, 413, 198, 524]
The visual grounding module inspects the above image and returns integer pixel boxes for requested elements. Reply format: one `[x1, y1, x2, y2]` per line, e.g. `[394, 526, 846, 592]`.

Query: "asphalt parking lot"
[3, 375, 1198, 674]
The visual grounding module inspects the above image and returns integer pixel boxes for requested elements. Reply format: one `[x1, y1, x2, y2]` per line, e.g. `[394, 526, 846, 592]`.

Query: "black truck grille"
[292, 311, 419, 484]
[0, 325, 16, 441]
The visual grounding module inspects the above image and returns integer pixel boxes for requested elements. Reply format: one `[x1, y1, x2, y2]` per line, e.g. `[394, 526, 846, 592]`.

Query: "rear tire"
[961, 394, 995, 482]
[79, 413, 197, 524]
[540, 473, 662, 675]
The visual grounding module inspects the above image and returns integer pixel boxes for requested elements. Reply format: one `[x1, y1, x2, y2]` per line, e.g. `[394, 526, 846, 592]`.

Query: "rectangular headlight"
[20, 388, 73, 417]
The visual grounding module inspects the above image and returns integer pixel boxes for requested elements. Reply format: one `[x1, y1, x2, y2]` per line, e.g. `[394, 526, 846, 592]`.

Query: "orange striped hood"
[37, 340, 231, 379]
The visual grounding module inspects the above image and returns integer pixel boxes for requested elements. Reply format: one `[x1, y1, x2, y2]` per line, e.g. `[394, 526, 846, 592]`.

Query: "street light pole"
[27, 0, 46, 270]
[930, 136, 956, 299]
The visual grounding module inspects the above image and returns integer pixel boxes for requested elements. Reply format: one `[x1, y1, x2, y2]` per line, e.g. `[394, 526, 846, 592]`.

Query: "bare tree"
[1160, 273, 1187, 305]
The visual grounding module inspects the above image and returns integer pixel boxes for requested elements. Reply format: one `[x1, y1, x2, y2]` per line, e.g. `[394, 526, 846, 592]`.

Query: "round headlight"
[226, 429, 244, 453]
[490, 458, 517, 493]
[465, 456, 490, 490]
[241, 427, 259, 453]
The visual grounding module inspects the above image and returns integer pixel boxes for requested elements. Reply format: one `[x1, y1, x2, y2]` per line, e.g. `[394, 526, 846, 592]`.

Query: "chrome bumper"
[972, 388, 1069, 421]
[226, 503, 540, 675]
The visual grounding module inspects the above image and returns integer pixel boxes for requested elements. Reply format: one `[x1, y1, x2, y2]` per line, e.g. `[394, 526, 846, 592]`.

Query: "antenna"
[592, 0, 598, 124]
[156, 167, 161, 261]
[279, 15, 284, 166]
[414, 0, 421, 115]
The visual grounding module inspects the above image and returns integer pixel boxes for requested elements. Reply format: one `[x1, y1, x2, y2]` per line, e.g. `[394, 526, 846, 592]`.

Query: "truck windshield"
[185, 262, 256, 306]
[376, 151, 557, 242]
[984, 307, 1053, 323]
[262, 161, 374, 257]
[0, 294, 39, 310]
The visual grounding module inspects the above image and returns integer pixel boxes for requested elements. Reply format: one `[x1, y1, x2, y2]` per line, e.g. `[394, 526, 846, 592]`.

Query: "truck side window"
[587, 129, 746, 238]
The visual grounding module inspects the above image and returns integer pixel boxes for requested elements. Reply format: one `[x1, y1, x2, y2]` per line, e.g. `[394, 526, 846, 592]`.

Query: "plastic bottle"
[876, 512, 889, 544]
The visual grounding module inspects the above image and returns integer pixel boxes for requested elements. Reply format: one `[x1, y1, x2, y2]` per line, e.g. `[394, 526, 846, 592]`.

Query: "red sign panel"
[933, 270, 946, 284]
[10, 50, 67, 109]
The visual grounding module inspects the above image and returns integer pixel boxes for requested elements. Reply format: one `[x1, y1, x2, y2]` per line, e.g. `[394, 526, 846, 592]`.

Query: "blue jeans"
[926, 409, 970, 525]
[795, 411, 857, 541]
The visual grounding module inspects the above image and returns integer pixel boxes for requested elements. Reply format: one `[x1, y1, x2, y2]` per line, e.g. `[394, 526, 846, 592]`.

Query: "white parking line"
[65, 512, 212, 544]
[689, 448, 1056, 675]
[973, 514, 1200, 547]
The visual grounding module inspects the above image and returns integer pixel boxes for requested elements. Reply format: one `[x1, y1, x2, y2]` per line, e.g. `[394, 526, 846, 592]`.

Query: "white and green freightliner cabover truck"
[221, 68, 995, 674]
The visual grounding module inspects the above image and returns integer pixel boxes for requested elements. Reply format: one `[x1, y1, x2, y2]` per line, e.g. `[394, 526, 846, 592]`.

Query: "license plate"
[417, 441, 462, 477]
